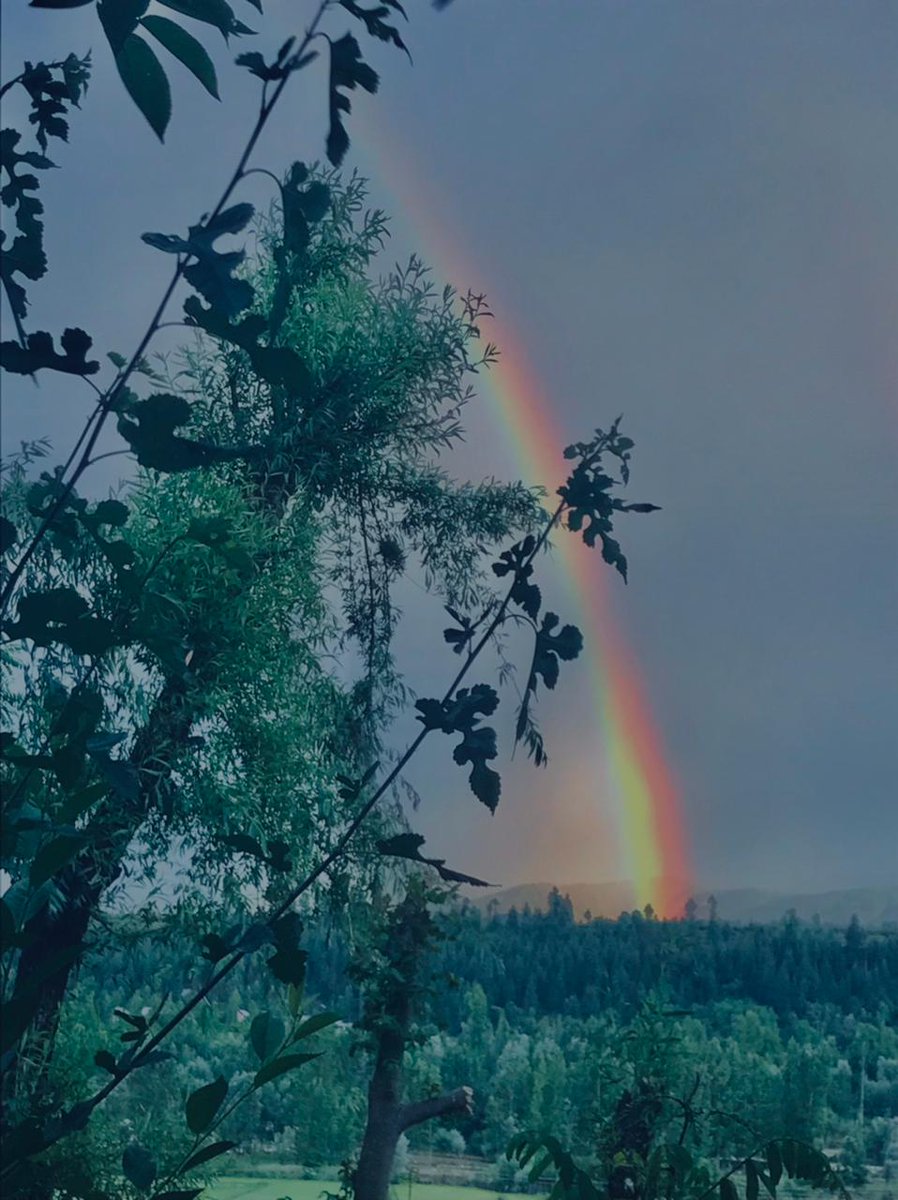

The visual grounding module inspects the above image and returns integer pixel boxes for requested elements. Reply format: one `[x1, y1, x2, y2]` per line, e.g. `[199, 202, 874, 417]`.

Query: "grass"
[206, 1181, 513, 1200]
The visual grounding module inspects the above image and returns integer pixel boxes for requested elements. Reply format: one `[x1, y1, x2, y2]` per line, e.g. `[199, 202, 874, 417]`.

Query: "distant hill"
[472, 881, 898, 927]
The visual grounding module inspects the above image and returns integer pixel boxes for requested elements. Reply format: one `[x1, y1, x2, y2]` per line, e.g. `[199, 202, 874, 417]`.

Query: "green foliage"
[41, 909, 897, 1187]
[430, 902, 898, 1021]
[506, 1131, 846, 1200]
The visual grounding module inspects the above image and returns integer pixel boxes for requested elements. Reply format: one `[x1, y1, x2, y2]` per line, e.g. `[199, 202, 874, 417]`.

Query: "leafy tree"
[0, 4, 686, 1195]
[350, 881, 473, 1200]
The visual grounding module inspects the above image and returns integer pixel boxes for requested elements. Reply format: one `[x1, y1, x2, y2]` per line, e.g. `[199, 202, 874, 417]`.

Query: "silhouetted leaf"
[453, 725, 500, 811]
[253, 1051, 320, 1087]
[236, 38, 315, 82]
[118, 392, 255, 472]
[200, 930, 235, 963]
[249, 345, 312, 394]
[250, 1011, 285, 1062]
[141, 15, 220, 97]
[267, 912, 306, 987]
[91, 499, 129, 527]
[235, 51, 271, 78]
[336, 761, 379, 802]
[492, 537, 541, 618]
[122, 1142, 156, 1189]
[159, 0, 254, 38]
[114, 34, 172, 141]
[94, 1049, 118, 1074]
[185, 1076, 228, 1133]
[746, 1161, 760, 1200]
[183, 293, 266, 348]
[339, 1, 408, 55]
[144, 203, 254, 316]
[415, 683, 498, 734]
[720, 1180, 740, 1200]
[281, 162, 330, 254]
[0, 328, 99, 376]
[0, 517, 18, 555]
[415, 685, 501, 812]
[377, 832, 491, 886]
[766, 1143, 783, 1187]
[529, 612, 583, 692]
[0, 126, 56, 320]
[266, 840, 292, 872]
[54, 682, 104, 740]
[224, 832, 266, 859]
[442, 605, 476, 655]
[29, 834, 83, 886]
[98, 0, 149, 54]
[326, 33, 378, 166]
[1, 898, 16, 947]
[290, 1011, 339, 1041]
[181, 1140, 236, 1171]
[4, 587, 117, 656]
[114, 1007, 148, 1033]
[90, 752, 139, 803]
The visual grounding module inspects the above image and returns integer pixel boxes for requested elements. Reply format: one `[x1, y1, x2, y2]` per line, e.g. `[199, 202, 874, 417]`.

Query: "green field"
[207, 1182, 511, 1200]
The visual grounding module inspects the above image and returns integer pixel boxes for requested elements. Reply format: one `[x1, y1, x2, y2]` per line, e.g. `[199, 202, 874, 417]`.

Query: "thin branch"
[0, 0, 332, 620]
[0, 60, 73, 99]
[84, 450, 131, 467]
[242, 167, 285, 191]
[400, 1086, 473, 1131]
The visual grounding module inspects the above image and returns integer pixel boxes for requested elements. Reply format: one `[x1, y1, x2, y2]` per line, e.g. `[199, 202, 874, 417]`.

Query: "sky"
[3, 1, 897, 900]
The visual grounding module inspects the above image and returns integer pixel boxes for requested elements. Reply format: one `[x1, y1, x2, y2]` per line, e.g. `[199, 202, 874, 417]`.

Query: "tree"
[352, 882, 473, 1200]
[2, 159, 533, 1073]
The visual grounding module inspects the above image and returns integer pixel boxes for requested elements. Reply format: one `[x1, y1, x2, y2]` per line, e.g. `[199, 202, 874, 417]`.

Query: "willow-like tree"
[1, 168, 541, 1188]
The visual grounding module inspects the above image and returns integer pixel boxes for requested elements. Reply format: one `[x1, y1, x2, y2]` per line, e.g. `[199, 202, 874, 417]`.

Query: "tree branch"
[399, 1086, 473, 1131]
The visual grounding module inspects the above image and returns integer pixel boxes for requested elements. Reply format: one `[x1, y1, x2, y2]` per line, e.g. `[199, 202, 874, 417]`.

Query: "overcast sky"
[3, 1, 897, 896]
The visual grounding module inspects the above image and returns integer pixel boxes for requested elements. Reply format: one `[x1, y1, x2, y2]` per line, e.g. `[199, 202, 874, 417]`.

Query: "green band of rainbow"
[357, 122, 692, 915]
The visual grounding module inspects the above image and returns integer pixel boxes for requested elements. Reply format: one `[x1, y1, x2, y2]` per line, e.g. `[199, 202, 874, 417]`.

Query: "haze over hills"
[472, 881, 898, 927]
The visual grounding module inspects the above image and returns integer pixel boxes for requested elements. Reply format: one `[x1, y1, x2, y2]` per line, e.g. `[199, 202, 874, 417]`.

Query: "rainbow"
[355, 122, 692, 916]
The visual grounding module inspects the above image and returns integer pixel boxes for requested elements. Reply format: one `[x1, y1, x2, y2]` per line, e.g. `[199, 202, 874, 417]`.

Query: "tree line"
[41, 901, 898, 1188]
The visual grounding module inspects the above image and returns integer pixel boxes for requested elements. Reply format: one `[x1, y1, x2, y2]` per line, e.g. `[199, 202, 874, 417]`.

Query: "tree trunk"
[353, 889, 472, 1200]
[355, 1052, 401, 1200]
[8, 678, 194, 1099]
[355, 1037, 472, 1200]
